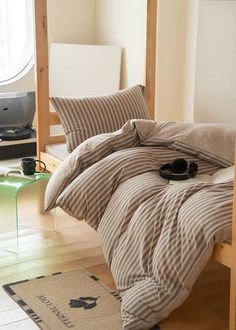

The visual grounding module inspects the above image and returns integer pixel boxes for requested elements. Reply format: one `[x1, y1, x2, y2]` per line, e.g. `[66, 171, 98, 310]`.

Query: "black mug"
[21, 157, 46, 175]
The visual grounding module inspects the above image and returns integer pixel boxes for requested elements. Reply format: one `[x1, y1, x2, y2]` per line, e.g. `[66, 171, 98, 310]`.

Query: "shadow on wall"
[120, 48, 127, 88]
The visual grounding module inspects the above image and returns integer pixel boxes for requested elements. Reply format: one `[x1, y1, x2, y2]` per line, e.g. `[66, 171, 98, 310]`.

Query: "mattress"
[45, 143, 69, 161]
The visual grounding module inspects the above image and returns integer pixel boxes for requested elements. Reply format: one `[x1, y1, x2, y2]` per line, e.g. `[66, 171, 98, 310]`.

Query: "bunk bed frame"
[34, 0, 157, 172]
[34, 0, 236, 328]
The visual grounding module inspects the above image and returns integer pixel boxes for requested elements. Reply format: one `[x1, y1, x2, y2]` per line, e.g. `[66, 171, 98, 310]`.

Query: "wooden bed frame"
[34, 0, 157, 172]
[34, 0, 236, 328]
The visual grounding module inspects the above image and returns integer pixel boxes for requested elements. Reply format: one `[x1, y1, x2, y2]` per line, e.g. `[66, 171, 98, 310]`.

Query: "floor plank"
[0, 296, 17, 313]
[0, 318, 39, 329]
[0, 308, 28, 326]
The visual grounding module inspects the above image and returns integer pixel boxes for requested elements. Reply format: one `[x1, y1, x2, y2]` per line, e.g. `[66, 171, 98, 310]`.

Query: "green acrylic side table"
[0, 173, 54, 254]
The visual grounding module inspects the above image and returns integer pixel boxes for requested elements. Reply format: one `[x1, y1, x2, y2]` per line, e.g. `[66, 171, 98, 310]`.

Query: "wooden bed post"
[229, 146, 236, 330]
[145, 0, 158, 120]
[34, 0, 50, 161]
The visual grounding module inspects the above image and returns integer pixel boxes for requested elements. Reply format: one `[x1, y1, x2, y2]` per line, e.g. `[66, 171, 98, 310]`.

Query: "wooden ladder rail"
[212, 147, 236, 330]
[229, 148, 236, 330]
[145, 0, 158, 120]
[34, 0, 65, 165]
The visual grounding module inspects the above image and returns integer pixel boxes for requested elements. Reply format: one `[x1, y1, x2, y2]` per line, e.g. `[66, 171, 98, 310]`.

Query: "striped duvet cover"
[45, 120, 235, 329]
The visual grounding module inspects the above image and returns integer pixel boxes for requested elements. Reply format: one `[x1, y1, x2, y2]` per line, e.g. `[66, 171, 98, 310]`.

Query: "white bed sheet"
[45, 143, 69, 161]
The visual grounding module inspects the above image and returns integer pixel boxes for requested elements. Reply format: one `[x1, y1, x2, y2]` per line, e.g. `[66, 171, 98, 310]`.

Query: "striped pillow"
[50, 85, 149, 152]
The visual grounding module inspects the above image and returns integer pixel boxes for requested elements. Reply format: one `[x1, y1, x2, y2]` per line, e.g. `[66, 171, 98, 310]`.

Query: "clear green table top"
[0, 173, 51, 195]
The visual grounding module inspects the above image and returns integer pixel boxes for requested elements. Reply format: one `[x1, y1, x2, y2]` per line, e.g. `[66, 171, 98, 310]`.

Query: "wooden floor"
[0, 209, 111, 329]
[0, 209, 230, 329]
[0, 184, 230, 329]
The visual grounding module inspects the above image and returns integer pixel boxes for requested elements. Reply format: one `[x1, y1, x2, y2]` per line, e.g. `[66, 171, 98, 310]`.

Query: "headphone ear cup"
[170, 158, 188, 174]
[160, 159, 198, 181]
[189, 162, 198, 174]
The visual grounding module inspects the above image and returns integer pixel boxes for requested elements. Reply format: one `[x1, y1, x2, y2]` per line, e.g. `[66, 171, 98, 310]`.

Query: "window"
[0, 0, 34, 85]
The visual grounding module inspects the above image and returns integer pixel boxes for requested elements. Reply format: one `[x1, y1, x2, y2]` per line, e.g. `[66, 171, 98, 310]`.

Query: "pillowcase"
[50, 85, 149, 152]
[169, 166, 234, 185]
[211, 165, 234, 183]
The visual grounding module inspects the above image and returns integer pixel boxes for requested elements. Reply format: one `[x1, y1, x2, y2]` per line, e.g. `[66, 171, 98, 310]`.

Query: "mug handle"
[35, 160, 47, 173]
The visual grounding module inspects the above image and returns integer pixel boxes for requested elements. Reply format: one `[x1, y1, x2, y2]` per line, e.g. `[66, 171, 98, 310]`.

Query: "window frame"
[0, 0, 34, 86]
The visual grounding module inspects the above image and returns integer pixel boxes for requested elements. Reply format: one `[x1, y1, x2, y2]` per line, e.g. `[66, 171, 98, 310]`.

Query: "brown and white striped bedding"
[45, 120, 236, 329]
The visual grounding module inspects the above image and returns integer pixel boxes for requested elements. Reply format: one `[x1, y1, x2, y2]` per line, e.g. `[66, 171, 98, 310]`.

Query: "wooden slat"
[34, 0, 50, 159]
[145, 0, 157, 120]
[229, 146, 236, 330]
[213, 242, 232, 269]
[50, 112, 61, 125]
[48, 135, 65, 144]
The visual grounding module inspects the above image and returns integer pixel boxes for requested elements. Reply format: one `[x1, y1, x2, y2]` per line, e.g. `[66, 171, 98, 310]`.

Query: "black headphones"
[160, 158, 198, 181]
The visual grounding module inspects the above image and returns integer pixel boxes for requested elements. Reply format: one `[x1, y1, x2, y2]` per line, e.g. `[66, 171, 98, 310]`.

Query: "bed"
[44, 119, 235, 329]
[33, 1, 236, 329]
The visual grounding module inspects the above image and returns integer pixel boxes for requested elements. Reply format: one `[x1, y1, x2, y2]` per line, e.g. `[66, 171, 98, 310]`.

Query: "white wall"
[1, 0, 146, 93]
[47, 0, 95, 45]
[155, 0, 236, 124]
[0, 0, 96, 93]
[155, 0, 199, 122]
[95, 0, 147, 88]
[194, 0, 236, 124]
